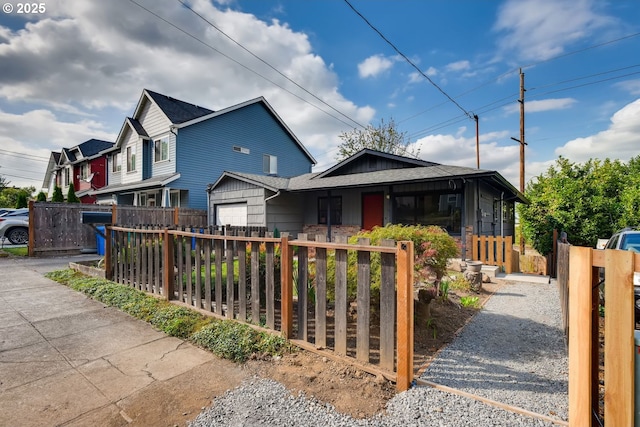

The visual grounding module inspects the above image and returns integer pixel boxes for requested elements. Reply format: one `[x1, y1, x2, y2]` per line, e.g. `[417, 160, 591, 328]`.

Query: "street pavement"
[0, 255, 247, 427]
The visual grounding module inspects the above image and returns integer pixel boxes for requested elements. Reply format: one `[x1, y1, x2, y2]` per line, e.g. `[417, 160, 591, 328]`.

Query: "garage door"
[216, 203, 247, 227]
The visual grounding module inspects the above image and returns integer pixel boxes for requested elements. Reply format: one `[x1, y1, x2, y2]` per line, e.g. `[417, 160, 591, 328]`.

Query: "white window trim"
[154, 136, 170, 163]
[126, 145, 137, 173]
[263, 154, 277, 175]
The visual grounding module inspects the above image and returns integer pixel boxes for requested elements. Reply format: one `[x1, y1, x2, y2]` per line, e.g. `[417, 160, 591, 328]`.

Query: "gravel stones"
[190, 280, 568, 427]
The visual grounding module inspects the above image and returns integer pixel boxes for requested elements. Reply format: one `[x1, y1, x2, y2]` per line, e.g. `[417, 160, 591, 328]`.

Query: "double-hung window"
[112, 153, 121, 172]
[154, 136, 169, 163]
[318, 196, 342, 225]
[263, 154, 277, 175]
[126, 146, 136, 172]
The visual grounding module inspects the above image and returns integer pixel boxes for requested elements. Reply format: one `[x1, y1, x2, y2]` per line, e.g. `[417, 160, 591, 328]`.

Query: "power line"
[521, 31, 640, 70]
[0, 149, 49, 162]
[399, 32, 640, 127]
[343, 0, 475, 121]
[175, 0, 366, 130]
[127, 0, 364, 131]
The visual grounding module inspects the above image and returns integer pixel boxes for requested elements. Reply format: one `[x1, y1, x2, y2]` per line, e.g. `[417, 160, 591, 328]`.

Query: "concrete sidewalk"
[0, 255, 247, 427]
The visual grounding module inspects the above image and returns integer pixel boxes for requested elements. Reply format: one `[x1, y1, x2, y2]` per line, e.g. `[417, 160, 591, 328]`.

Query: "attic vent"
[233, 146, 250, 154]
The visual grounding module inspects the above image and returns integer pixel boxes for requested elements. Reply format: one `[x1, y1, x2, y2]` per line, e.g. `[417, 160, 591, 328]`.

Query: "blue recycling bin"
[96, 226, 106, 255]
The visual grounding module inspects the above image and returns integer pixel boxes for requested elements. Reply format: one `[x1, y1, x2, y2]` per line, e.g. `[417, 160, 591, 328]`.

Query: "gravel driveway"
[190, 279, 568, 427]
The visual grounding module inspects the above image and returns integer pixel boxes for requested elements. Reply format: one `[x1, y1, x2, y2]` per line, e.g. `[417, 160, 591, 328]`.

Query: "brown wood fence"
[28, 202, 206, 256]
[556, 240, 570, 346]
[471, 235, 516, 273]
[104, 225, 415, 391]
[565, 246, 638, 426]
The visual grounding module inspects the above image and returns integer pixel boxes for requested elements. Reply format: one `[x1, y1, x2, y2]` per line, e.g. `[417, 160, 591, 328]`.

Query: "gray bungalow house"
[207, 149, 526, 257]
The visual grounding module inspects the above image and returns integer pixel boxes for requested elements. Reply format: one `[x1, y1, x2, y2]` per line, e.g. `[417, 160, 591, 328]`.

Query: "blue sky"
[0, 0, 639, 192]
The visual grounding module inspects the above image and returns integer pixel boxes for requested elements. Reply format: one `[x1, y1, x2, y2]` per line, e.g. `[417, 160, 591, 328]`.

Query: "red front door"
[362, 193, 384, 230]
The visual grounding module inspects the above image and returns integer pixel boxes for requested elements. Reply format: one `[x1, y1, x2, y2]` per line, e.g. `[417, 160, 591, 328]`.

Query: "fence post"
[163, 228, 174, 300]
[604, 249, 634, 426]
[111, 204, 117, 225]
[173, 207, 179, 226]
[505, 235, 513, 274]
[105, 226, 112, 280]
[28, 200, 35, 257]
[568, 246, 593, 427]
[396, 240, 414, 392]
[280, 235, 293, 338]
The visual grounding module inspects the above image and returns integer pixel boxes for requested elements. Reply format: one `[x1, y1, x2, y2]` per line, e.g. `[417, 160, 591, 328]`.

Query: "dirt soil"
[243, 280, 502, 419]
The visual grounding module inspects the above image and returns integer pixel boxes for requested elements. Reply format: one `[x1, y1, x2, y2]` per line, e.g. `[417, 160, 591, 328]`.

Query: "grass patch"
[45, 269, 293, 361]
[1, 246, 28, 256]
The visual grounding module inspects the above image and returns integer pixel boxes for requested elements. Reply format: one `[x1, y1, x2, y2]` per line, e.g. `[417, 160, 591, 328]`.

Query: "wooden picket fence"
[104, 225, 415, 391]
[27, 201, 207, 256]
[561, 246, 639, 426]
[471, 235, 516, 273]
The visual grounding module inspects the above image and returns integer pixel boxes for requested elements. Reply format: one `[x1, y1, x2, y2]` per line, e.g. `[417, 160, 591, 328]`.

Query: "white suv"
[0, 208, 29, 245]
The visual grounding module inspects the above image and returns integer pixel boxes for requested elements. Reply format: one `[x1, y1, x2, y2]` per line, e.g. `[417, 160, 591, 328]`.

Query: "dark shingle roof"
[127, 118, 149, 138]
[62, 147, 76, 162]
[145, 89, 214, 124]
[77, 139, 114, 157]
[213, 166, 526, 203]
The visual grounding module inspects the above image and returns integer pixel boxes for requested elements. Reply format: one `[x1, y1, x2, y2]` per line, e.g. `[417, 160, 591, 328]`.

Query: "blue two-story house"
[92, 89, 316, 211]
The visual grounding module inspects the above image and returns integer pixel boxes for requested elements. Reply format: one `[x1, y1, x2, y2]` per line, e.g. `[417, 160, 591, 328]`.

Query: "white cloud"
[493, 0, 616, 62]
[413, 131, 522, 187]
[357, 54, 394, 78]
[555, 98, 640, 162]
[445, 60, 470, 72]
[426, 66, 438, 77]
[0, 0, 376, 186]
[614, 79, 640, 96]
[503, 98, 577, 114]
[0, 109, 116, 188]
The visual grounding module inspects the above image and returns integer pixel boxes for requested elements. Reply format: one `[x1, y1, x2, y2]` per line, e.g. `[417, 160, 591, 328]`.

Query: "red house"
[42, 139, 114, 203]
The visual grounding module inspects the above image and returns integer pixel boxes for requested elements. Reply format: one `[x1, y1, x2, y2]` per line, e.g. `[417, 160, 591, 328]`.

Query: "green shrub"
[326, 224, 459, 302]
[191, 320, 291, 362]
[45, 269, 292, 362]
[460, 296, 480, 308]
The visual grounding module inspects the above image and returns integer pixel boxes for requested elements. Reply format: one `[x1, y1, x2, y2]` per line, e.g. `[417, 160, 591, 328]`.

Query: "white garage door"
[216, 203, 247, 227]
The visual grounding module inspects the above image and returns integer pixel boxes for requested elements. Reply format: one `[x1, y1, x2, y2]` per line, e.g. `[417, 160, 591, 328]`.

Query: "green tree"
[518, 156, 639, 254]
[15, 193, 28, 208]
[0, 174, 8, 194]
[51, 185, 64, 202]
[67, 183, 80, 203]
[0, 186, 34, 208]
[36, 191, 47, 202]
[336, 117, 419, 161]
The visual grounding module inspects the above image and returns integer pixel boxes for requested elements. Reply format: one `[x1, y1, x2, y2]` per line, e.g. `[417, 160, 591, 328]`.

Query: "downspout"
[476, 180, 481, 236]
[500, 191, 504, 237]
[460, 179, 466, 260]
[326, 189, 332, 242]
[264, 191, 281, 230]
[206, 186, 211, 227]
[264, 190, 281, 203]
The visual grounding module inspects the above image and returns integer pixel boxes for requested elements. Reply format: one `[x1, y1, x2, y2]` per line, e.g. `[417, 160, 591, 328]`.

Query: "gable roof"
[77, 139, 114, 157]
[143, 89, 214, 125]
[211, 161, 526, 203]
[316, 148, 437, 179]
[41, 151, 62, 190]
[59, 139, 115, 164]
[176, 96, 316, 165]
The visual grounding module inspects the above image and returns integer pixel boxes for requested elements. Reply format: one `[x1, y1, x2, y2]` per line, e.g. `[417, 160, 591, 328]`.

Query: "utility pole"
[474, 114, 480, 169]
[510, 68, 527, 254]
